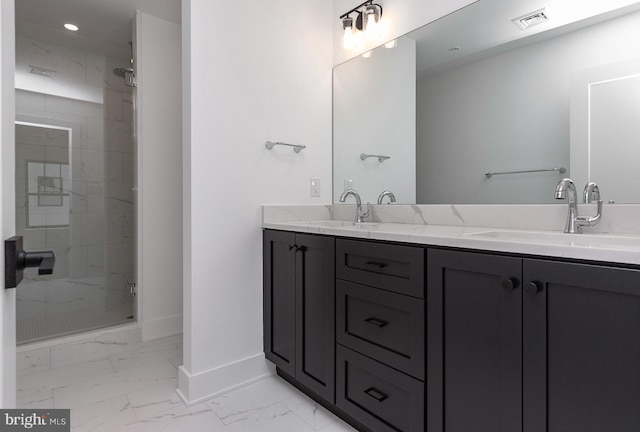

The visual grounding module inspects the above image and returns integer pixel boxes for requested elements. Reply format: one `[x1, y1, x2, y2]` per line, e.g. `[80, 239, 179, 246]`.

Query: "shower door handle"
[4, 236, 56, 289]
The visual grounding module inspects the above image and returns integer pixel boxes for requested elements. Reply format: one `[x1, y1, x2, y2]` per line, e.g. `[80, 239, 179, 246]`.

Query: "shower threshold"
[17, 304, 135, 345]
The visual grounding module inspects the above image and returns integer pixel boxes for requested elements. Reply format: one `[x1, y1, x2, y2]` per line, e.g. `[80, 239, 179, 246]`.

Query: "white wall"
[0, 0, 16, 407]
[417, 9, 640, 204]
[179, 0, 333, 403]
[135, 12, 183, 341]
[333, 0, 476, 65]
[333, 37, 416, 204]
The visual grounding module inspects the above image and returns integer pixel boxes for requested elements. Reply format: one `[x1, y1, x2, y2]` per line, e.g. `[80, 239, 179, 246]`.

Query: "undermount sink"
[304, 220, 380, 228]
[465, 230, 640, 249]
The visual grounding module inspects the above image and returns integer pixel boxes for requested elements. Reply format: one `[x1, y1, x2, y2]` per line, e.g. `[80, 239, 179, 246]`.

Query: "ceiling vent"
[512, 8, 549, 30]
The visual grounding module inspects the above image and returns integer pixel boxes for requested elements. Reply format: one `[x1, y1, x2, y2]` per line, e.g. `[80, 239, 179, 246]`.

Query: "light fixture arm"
[340, 0, 374, 19]
[340, 0, 383, 30]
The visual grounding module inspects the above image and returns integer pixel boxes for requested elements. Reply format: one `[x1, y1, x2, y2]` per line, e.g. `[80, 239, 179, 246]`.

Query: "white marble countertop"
[262, 220, 640, 266]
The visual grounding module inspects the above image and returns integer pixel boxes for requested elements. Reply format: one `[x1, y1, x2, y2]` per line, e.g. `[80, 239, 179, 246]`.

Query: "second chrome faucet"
[554, 178, 602, 233]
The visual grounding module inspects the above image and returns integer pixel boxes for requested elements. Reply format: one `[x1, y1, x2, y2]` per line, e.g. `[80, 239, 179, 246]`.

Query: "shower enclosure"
[14, 34, 136, 344]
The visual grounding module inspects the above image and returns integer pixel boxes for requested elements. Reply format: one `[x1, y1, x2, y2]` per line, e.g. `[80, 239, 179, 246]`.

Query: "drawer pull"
[364, 261, 388, 269]
[364, 387, 388, 402]
[364, 317, 389, 328]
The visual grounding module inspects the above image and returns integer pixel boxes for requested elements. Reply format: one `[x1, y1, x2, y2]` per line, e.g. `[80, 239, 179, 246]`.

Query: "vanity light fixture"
[384, 39, 398, 49]
[64, 23, 79, 32]
[339, 0, 383, 51]
[362, 50, 373, 58]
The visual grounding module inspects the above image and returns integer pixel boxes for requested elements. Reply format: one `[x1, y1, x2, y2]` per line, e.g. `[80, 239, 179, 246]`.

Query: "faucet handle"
[358, 202, 371, 221]
[575, 200, 603, 228]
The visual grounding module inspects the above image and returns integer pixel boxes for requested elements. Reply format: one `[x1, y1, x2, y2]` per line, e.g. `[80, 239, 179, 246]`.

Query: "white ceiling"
[406, 0, 640, 78]
[16, 0, 180, 56]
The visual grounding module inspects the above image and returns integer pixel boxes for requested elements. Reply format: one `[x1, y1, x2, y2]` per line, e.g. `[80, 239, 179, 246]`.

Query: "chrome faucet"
[377, 190, 396, 205]
[583, 182, 600, 203]
[555, 178, 602, 233]
[339, 189, 371, 223]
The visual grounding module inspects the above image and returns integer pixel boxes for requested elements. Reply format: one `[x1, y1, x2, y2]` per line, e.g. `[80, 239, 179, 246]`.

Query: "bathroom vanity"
[263, 217, 640, 432]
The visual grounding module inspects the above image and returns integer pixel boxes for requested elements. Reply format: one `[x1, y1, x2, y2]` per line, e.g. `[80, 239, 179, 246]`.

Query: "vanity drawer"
[336, 239, 425, 298]
[337, 280, 424, 380]
[336, 345, 424, 432]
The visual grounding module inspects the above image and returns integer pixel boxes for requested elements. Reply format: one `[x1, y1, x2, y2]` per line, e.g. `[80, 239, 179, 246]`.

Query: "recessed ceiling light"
[64, 23, 79, 32]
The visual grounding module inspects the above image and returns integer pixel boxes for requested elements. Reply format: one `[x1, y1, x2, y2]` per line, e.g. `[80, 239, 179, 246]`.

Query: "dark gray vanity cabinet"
[523, 259, 640, 432]
[263, 230, 335, 403]
[428, 248, 640, 432]
[265, 228, 640, 432]
[335, 239, 425, 432]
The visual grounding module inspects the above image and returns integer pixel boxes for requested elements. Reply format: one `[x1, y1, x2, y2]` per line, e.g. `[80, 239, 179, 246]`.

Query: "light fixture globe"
[363, 4, 383, 38]
[342, 16, 356, 50]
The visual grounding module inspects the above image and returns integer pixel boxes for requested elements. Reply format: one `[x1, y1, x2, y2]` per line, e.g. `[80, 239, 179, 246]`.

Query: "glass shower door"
[15, 120, 134, 344]
[14, 35, 136, 344]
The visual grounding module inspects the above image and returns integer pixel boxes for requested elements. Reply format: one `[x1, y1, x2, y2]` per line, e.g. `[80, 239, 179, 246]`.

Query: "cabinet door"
[524, 259, 640, 432]
[263, 230, 296, 376]
[427, 249, 522, 432]
[295, 233, 336, 403]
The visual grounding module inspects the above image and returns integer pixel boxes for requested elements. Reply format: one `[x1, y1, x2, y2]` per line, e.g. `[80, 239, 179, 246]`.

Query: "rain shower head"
[113, 67, 137, 87]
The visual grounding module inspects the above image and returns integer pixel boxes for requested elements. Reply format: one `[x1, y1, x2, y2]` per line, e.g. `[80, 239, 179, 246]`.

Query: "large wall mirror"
[333, 0, 640, 204]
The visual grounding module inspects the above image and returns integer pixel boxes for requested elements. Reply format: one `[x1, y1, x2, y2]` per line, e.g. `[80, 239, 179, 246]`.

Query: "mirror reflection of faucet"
[583, 182, 600, 203]
[339, 189, 371, 223]
[554, 178, 602, 233]
[377, 190, 396, 205]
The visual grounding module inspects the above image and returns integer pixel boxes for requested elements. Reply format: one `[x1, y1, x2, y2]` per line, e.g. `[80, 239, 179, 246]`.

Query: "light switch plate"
[310, 178, 321, 197]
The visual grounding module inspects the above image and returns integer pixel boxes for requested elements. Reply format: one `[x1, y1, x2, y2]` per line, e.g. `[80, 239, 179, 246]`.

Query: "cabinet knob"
[501, 278, 519, 290]
[526, 281, 542, 294]
[288, 245, 306, 253]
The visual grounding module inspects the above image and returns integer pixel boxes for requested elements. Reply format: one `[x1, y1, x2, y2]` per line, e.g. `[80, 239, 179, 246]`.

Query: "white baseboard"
[176, 353, 275, 405]
[141, 313, 183, 341]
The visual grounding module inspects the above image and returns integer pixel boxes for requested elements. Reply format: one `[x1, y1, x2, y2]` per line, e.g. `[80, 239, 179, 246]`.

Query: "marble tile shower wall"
[15, 36, 134, 323]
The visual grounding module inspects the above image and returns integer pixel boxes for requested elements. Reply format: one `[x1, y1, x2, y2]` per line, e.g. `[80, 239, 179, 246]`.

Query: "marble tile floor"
[17, 329, 357, 432]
